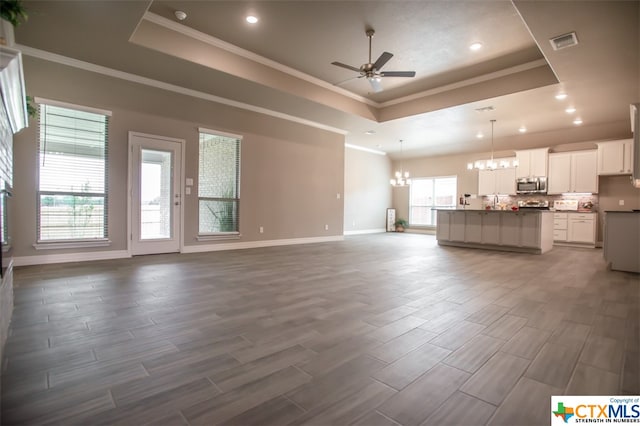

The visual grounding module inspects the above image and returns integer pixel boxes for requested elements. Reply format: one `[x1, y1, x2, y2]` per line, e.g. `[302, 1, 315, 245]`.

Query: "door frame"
[127, 131, 186, 256]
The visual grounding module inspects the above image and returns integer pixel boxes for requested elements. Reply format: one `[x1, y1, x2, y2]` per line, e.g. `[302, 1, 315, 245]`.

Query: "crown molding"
[16, 44, 349, 136]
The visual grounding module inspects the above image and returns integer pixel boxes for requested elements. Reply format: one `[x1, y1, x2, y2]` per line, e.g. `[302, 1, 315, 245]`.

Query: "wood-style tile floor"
[2, 234, 638, 425]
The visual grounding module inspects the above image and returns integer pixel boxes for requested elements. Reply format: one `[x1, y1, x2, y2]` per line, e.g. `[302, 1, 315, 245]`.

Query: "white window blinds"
[198, 131, 240, 234]
[37, 103, 109, 241]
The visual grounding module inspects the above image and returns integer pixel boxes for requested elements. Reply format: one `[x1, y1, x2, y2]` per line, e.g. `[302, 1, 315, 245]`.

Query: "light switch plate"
[186, 178, 194, 186]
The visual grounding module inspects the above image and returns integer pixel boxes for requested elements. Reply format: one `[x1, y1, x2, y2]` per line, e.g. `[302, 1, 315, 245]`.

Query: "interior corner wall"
[343, 147, 391, 233]
[12, 56, 345, 261]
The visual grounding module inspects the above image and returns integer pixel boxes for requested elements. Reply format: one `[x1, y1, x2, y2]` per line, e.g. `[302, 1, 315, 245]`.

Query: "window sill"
[33, 239, 112, 250]
[196, 233, 241, 242]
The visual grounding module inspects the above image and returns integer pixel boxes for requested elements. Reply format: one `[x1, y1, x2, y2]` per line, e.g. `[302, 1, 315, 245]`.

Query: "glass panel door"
[129, 133, 182, 255]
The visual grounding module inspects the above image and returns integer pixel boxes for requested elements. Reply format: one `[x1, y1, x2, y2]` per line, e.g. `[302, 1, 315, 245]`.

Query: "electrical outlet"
[619, 199, 625, 206]
[336, 193, 341, 199]
[324, 224, 329, 231]
[259, 226, 264, 233]
[185, 187, 191, 195]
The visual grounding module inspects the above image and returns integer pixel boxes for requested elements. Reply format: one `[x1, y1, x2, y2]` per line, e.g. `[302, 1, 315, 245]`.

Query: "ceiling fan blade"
[368, 78, 384, 93]
[373, 52, 393, 70]
[380, 71, 416, 78]
[331, 61, 362, 73]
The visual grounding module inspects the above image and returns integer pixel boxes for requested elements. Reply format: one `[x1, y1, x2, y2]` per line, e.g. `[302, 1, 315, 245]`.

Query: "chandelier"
[390, 140, 411, 186]
[467, 120, 518, 170]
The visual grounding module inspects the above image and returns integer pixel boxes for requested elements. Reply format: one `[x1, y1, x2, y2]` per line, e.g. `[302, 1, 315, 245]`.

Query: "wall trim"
[182, 235, 344, 253]
[13, 250, 131, 267]
[344, 228, 386, 235]
[16, 44, 349, 136]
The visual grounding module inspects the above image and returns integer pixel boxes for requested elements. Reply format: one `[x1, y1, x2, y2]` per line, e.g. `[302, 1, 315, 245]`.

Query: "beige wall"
[344, 147, 392, 232]
[390, 150, 512, 221]
[12, 57, 345, 258]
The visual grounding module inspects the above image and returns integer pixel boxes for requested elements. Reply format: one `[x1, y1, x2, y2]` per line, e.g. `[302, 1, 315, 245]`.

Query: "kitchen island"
[436, 209, 554, 254]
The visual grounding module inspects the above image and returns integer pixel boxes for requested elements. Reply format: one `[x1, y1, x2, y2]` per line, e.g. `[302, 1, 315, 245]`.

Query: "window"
[37, 102, 109, 241]
[409, 176, 457, 226]
[198, 130, 240, 234]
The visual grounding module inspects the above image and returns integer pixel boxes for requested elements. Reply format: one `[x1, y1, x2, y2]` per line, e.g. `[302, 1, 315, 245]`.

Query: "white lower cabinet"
[553, 212, 596, 246]
[500, 213, 521, 247]
[568, 213, 596, 244]
[450, 211, 466, 241]
[553, 213, 568, 241]
[481, 212, 501, 245]
[465, 212, 483, 243]
[436, 210, 451, 240]
[520, 213, 541, 247]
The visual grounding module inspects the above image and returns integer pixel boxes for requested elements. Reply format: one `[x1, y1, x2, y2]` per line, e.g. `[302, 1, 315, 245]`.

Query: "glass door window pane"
[140, 149, 172, 240]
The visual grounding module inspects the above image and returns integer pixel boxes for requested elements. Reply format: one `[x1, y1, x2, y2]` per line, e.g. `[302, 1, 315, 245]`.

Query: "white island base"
[436, 210, 555, 254]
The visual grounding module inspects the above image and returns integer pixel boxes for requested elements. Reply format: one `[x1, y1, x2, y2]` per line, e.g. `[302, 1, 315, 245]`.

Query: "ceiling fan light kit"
[331, 28, 416, 93]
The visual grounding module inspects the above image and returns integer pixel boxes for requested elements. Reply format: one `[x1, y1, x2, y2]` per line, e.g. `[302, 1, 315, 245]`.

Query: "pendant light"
[390, 140, 411, 186]
[467, 119, 516, 170]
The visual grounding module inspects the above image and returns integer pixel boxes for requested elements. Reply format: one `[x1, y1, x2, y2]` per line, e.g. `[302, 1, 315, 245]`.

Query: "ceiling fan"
[331, 28, 416, 93]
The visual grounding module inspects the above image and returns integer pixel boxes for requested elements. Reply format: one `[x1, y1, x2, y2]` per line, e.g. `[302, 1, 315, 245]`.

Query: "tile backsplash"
[482, 193, 599, 211]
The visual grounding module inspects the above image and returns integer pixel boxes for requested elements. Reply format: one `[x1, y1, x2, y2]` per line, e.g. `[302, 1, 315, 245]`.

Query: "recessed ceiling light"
[555, 93, 568, 100]
[246, 15, 259, 24]
[565, 107, 576, 114]
[573, 118, 583, 125]
[365, 130, 376, 135]
[469, 42, 483, 51]
[476, 132, 484, 139]
[519, 126, 527, 133]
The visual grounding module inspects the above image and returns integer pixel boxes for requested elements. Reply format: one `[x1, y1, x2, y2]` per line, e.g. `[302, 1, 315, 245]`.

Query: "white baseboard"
[343, 228, 386, 235]
[13, 236, 346, 266]
[182, 235, 344, 254]
[13, 250, 131, 267]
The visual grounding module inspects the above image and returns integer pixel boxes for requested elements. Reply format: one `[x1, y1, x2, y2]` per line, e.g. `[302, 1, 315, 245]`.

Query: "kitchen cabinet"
[478, 167, 516, 195]
[520, 213, 540, 247]
[515, 148, 548, 178]
[465, 212, 483, 243]
[597, 139, 633, 175]
[436, 210, 451, 240]
[553, 212, 568, 241]
[553, 212, 596, 247]
[604, 211, 640, 273]
[481, 212, 501, 245]
[436, 210, 554, 254]
[437, 210, 467, 242]
[568, 213, 596, 245]
[548, 150, 598, 194]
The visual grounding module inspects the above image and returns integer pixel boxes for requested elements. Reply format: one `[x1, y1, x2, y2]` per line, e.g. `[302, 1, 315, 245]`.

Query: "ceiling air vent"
[549, 32, 579, 50]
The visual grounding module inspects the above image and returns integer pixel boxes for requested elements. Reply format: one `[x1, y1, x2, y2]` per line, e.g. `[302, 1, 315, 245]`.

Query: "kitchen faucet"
[493, 194, 499, 209]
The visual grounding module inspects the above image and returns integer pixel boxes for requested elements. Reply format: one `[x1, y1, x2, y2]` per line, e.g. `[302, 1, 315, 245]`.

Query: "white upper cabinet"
[515, 148, 549, 178]
[597, 139, 633, 175]
[477, 167, 516, 195]
[548, 150, 598, 194]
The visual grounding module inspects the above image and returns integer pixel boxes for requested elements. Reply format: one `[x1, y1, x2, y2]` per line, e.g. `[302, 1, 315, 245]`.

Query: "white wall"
[344, 146, 392, 234]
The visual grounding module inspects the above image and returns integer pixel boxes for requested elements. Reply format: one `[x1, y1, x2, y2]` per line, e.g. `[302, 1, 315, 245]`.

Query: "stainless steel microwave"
[516, 177, 547, 194]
